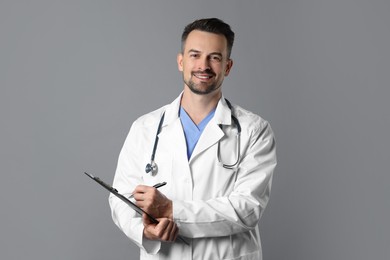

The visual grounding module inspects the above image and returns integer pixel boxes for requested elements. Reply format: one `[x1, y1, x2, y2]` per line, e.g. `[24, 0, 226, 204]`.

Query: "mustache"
[192, 69, 215, 76]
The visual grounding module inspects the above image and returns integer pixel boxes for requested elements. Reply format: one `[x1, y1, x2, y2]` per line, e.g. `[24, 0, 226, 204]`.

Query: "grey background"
[1, 0, 389, 259]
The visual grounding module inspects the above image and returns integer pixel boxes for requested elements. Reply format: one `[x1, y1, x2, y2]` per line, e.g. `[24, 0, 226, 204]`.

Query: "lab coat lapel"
[158, 97, 193, 196]
[189, 97, 232, 163]
[189, 122, 224, 162]
[164, 118, 188, 161]
[158, 93, 188, 164]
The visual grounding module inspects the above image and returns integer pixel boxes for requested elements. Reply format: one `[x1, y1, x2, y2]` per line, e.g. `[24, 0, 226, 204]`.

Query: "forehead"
[183, 30, 228, 55]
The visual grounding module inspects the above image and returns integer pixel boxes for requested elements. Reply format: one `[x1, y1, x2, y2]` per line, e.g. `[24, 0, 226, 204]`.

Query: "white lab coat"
[109, 93, 277, 260]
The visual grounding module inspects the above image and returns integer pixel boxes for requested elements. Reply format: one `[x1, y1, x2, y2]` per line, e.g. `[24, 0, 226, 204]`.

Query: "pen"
[128, 182, 167, 199]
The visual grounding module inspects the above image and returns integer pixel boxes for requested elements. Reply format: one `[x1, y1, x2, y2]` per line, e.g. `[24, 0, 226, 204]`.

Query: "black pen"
[128, 182, 167, 199]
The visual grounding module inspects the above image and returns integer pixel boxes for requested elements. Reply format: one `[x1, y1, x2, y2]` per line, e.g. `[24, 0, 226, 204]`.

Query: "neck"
[181, 88, 221, 125]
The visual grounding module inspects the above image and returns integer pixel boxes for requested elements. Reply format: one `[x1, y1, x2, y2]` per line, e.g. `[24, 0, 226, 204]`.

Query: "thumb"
[142, 213, 155, 226]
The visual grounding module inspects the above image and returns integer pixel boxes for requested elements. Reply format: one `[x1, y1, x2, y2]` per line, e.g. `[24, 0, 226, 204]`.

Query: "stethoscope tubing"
[145, 99, 241, 174]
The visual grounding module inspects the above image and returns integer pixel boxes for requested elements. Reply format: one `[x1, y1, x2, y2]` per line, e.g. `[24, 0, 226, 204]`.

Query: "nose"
[197, 57, 211, 71]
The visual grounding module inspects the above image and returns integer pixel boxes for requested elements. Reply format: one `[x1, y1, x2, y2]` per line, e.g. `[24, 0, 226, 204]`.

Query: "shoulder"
[122, 105, 168, 148]
[231, 103, 271, 135]
[132, 106, 167, 129]
[131, 93, 182, 129]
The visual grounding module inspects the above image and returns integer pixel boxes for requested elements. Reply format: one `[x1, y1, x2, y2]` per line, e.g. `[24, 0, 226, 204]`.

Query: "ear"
[177, 53, 184, 72]
[224, 59, 233, 76]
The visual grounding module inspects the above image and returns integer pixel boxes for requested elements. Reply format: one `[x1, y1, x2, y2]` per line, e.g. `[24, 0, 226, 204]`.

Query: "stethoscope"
[145, 99, 241, 175]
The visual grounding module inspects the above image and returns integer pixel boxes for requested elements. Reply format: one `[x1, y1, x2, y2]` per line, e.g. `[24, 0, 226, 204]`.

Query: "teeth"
[194, 74, 212, 79]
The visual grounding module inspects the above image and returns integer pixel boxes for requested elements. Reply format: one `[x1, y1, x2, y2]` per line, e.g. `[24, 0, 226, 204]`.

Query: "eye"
[189, 53, 199, 58]
[210, 55, 222, 62]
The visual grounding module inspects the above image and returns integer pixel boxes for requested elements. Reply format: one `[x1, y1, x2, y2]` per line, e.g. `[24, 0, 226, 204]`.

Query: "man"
[109, 18, 277, 260]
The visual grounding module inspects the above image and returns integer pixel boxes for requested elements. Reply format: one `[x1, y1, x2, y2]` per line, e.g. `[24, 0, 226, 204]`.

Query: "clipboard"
[83, 172, 188, 245]
[84, 172, 158, 223]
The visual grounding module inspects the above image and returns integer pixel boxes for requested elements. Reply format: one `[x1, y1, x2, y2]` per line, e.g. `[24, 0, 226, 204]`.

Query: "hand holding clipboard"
[84, 172, 188, 245]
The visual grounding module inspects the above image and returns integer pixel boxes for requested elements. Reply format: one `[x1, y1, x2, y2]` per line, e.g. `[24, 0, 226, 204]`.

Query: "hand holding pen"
[128, 182, 166, 199]
[132, 181, 181, 243]
[133, 181, 189, 245]
[132, 181, 172, 220]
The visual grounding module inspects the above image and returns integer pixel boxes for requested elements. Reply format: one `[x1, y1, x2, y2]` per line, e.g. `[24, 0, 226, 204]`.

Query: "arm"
[173, 121, 277, 238]
[108, 121, 163, 253]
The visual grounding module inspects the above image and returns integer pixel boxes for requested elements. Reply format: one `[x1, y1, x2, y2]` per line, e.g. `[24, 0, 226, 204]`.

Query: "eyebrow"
[188, 49, 201, 54]
[188, 49, 223, 57]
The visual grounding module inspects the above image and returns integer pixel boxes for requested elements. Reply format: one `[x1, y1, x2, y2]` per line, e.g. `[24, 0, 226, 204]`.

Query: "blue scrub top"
[179, 106, 216, 160]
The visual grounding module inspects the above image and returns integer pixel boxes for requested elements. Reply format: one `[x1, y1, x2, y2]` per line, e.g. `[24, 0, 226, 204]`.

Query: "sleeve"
[108, 121, 161, 254]
[173, 120, 277, 238]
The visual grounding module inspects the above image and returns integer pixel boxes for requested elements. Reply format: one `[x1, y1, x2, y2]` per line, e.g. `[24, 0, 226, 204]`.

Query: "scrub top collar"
[162, 92, 233, 128]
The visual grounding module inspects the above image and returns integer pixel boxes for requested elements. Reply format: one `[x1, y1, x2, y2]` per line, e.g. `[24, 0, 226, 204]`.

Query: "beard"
[183, 70, 221, 95]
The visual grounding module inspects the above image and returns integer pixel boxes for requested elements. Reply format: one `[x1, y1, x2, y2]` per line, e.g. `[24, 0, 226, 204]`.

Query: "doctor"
[109, 18, 277, 260]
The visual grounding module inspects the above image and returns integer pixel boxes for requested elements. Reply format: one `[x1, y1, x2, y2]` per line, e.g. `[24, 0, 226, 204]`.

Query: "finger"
[133, 185, 153, 194]
[160, 220, 174, 241]
[135, 201, 144, 209]
[160, 218, 176, 241]
[142, 213, 151, 226]
[166, 221, 177, 242]
[133, 190, 156, 203]
[132, 191, 146, 201]
[167, 223, 176, 242]
[144, 216, 166, 240]
[172, 225, 179, 241]
[143, 214, 157, 240]
[136, 199, 153, 211]
[157, 218, 169, 230]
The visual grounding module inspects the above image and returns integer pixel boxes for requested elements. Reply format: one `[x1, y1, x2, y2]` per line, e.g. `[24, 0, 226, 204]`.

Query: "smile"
[193, 73, 214, 79]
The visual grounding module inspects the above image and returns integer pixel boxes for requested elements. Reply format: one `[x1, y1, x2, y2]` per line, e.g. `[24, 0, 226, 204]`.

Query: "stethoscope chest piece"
[145, 161, 158, 176]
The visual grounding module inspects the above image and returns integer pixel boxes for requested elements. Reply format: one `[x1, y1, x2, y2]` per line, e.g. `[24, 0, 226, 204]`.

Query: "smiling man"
[179, 29, 232, 96]
[109, 18, 277, 260]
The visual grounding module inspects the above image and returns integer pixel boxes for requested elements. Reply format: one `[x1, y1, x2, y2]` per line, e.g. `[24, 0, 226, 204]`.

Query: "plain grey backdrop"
[1, 1, 389, 259]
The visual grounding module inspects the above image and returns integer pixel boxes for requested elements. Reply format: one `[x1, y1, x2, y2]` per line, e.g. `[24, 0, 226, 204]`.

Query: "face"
[177, 30, 233, 95]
